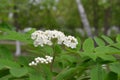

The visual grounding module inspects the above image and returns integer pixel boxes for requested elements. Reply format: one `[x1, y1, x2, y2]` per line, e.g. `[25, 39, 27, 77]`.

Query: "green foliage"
[29, 71, 45, 80]
[0, 45, 13, 60]
[105, 72, 118, 80]
[101, 35, 114, 44]
[43, 46, 53, 55]
[54, 44, 62, 54]
[109, 62, 120, 75]
[55, 67, 80, 80]
[83, 38, 94, 52]
[94, 37, 105, 46]
[10, 67, 28, 77]
[0, 59, 20, 69]
[90, 64, 106, 80]
[116, 34, 120, 43]
[0, 28, 34, 44]
[0, 28, 120, 79]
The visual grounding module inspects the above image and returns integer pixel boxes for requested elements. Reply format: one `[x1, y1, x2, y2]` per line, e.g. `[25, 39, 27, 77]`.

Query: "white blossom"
[29, 30, 78, 66]
[29, 61, 37, 66]
[63, 36, 78, 48]
[31, 30, 78, 48]
[29, 55, 53, 66]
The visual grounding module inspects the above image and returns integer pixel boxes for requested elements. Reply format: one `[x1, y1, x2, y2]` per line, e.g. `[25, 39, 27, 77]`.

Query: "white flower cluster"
[29, 55, 53, 66]
[63, 36, 78, 49]
[31, 30, 78, 48]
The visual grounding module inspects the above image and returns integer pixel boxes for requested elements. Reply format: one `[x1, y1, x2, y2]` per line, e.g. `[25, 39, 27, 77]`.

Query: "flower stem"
[50, 44, 56, 72]
[50, 53, 55, 72]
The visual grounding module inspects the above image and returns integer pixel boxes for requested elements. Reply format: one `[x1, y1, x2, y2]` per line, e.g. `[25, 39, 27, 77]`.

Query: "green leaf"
[17, 56, 29, 66]
[112, 43, 120, 49]
[95, 46, 120, 54]
[0, 45, 13, 60]
[94, 37, 105, 46]
[55, 67, 80, 80]
[0, 74, 12, 80]
[0, 69, 9, 78]
[116, 34, 120, 43]
[101, 35, 114, 44]
[90, 64, 105, 80]
[0, 59, 20, 69]
[110, 62, 120, 75]
[0, 29, 32, 44]
[83, 38, 94, 52]
[59, 54, 76, 63]
[42, 65, 52, 80]
[105, 72, 118, 80]
[29, 71, 45, 80]
[10, 67, 28, 77]
[95, 47, 107, 53]
[98, 55, 116, 61]
[8, 76, 29, 80]
[81, 52, 97, 61]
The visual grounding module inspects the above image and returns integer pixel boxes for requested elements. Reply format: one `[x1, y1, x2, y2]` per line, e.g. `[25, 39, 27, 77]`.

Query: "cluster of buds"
[31, 30, 78, 48]
[29, 55, 53, 66]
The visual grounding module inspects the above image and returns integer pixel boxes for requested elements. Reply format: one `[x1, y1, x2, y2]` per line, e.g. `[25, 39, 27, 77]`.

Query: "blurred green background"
[0, 0, 120, 37]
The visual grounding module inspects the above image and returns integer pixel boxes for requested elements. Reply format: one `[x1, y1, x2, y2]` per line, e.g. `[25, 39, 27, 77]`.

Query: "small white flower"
[29, 55, 53, 66]
[29, 63, 32, 66]
[31, 61, 35, 64]
[29, 61, 37, 66]
[45, 61, 49, 64]
[63, 36, 78, 48]
[36, 60, 39, 63]
[45, 55, 53, 63]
